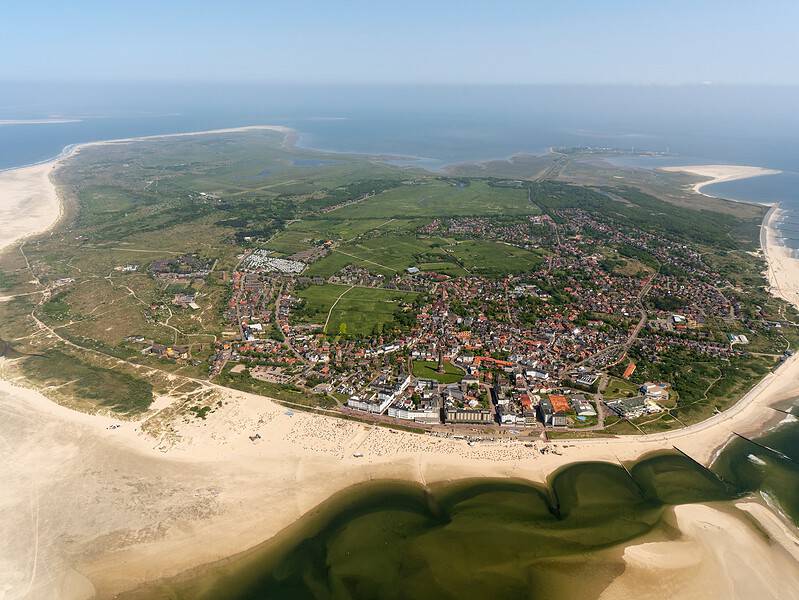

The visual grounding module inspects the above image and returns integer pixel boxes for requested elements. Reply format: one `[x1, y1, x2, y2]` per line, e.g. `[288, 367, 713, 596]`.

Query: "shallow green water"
[125, 404, 799, 600]
[712, 407, 799, 523]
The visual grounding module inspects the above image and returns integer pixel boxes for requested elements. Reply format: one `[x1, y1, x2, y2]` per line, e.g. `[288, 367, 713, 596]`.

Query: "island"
[1, 127, 798, 600]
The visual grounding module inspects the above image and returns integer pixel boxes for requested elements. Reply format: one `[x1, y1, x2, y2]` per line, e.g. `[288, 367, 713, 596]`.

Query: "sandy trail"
[1, 136, 798, 599]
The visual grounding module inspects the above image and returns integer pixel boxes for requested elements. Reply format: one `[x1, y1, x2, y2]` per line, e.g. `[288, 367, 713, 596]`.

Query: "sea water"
[119, 426, 799, 600]
[2, 83, 798, 191]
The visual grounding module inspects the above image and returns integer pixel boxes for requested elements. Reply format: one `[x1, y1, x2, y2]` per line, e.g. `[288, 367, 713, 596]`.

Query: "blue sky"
[2, 1, 798, 84]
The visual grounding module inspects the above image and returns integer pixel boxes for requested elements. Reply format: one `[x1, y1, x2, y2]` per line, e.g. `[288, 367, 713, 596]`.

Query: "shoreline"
[0, 124, 295, 175]
[0, 125, 295, 253]
[1, 138, 798, 598]
[659, 164, 781, 202]
[762, 204, 799, 308]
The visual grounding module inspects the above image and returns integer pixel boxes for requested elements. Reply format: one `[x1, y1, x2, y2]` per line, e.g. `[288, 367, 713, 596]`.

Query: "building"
[571, 396, 597, 417]
[525, 369, 549, 381]
[606, 396, 649, 418]
[444, 408, 493, 424]
[349, 374, 412, 415]
[622, 362, 637, 379]
[640, 382, 670, 401]
[388, 397, 440, 424]
[538, 396, 553, 425]
[573, 371, 600, 388]
[347, 394, 393, 414]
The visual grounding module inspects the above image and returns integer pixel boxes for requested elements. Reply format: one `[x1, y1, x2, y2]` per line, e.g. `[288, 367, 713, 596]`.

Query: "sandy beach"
[763, 205, 799, 308]
[0, 162, 62, 251]
[1, 142, 798, 599]
[659, 164, 781, 197]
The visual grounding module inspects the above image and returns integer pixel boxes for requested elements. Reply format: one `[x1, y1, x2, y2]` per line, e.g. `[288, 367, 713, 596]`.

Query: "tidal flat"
[122, 427, 799, 600]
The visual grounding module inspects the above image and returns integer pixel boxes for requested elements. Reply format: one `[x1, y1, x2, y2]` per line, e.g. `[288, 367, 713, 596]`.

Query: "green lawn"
[603, 376, 640, 400]
[412, 360, 465, 383]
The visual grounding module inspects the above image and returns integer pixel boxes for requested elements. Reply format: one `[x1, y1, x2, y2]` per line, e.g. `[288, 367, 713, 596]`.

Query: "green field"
[264, 229, 318, 255]
[293, 283, 352, 324]
[331, 180, 538, 219]
[448, 240, 545, 275]
[294, 284, 418, 337]
[306, 235, 543, 279]
[306, 235, 454, 277]
[418, 261, 469, 277]
[412, 360, 465, 383]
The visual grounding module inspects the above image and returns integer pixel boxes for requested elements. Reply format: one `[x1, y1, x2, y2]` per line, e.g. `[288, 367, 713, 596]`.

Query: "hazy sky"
[2, 1, 798, 84]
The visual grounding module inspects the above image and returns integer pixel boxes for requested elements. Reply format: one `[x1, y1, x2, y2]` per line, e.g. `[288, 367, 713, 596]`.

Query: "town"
[123, 178, 790, 438]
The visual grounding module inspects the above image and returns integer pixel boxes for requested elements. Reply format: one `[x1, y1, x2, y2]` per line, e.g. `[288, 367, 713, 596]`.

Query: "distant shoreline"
[0, 118, 82, 126]
[0, 124, 296, 175]
[0, 125, 295, 252]
[659, 164, 781, 204]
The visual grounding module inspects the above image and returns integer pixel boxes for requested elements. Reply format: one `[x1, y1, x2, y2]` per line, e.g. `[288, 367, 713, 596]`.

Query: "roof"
[622, 362, 637, 379]
[549, 394, 570, 413]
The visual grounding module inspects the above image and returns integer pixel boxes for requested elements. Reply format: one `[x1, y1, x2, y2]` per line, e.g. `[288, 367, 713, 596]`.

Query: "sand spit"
[0, 140, 798, 599]
[600, 503, 799, 600]
[71, 124, 293, 150]
[0, 119, 82, 126]
[659, 164, 781, 197]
